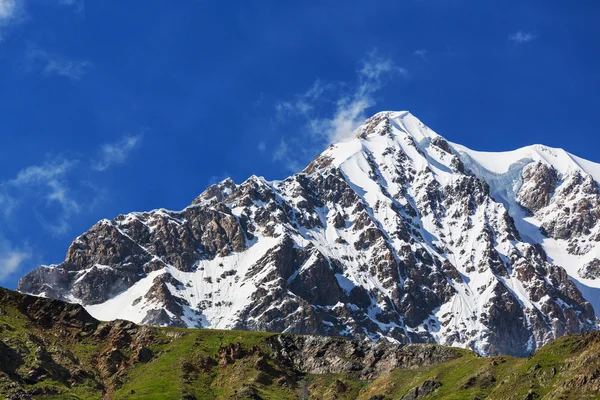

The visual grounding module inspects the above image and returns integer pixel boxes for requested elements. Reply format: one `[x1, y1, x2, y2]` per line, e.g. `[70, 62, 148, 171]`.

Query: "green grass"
[114, 329, 277, 400]
[3, 288, 600, 400]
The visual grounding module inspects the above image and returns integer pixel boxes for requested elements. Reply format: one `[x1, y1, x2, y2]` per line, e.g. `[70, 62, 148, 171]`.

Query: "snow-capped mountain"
[18, 111, 600, 357]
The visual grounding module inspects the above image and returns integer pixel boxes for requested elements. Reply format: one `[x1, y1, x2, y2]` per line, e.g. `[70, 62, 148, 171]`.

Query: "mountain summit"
[18, 111, 600, 357]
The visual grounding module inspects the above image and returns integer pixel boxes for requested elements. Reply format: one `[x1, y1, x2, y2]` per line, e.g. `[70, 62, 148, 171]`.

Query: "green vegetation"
[1, 287, 600, 399]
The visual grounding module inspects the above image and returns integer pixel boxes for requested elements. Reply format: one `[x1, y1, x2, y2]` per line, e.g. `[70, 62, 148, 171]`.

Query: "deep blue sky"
[0, 0, 599, 288]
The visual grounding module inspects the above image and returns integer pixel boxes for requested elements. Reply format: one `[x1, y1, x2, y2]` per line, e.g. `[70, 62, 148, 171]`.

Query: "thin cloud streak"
[275, 80, 329, 122]
[510, 31, 537, 43]
[0, 238, 31, 282]
[257, 141, 266, 153]
[272, 138, 303, 172]
[26, 46, 91, 80]
[2, 158, 81, 235]
[0, 135, 143, 236]
[92, 134, 143, 171]
[413, 49, 428, 61]
[58, 0, 84, 13]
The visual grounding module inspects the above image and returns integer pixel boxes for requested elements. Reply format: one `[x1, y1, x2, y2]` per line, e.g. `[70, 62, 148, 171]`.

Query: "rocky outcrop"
[267, 335, 462, 379]
[400, 380, 442, 399]
[579, 259, 600, 280]
[517, 162, 559, 212]
[519, 166, 600, 248]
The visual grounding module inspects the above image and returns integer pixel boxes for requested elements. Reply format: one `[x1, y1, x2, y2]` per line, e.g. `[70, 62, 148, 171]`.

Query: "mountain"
[2, 287, 600, 400]
[18, 111, 600, 357]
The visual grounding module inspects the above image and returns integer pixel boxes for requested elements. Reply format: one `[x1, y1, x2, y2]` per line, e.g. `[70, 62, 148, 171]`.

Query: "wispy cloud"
[2, 157, 81, 235]
[413, 49, 428, 61]
[57, 0, 84, 13]
[44, 57, 90, 79]
[26, 46, 91, 80]
[0, 134, 142, 236]
[207, 172, 232, 186]
[0, 0, 16, 21]
[510, 31, 537, 43]
[0, 0, 25, 43]
[92, 134, 143, 171]
[272, 138, 303, 172]
[275, 80, 329, 121]
[309, 52, 407, 143]
[0, 0, 22, 26]
[271, 51, 407, 172]
[0, 188, 18, 215]
[0, 238, 31, 282]
[358, 53, 407, 82]
[12, 159, 75, 186]
[257, 141, 266, 153]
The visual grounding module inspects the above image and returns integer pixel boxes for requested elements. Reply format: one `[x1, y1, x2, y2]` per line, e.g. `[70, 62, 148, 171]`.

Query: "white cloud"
[7, 158, 81, 235]
[0, 0, 25, 36]
[12, 159, 75, 186]
[358, 53, 406, 82]
[92, 134, 143, 171]
[0, 0, 24, 46]
[272, 138, 303, 172]
[27, 46, 91, 80]
[413, 49, 428, 60]
[0, 0, 18, 24]
[0, 135, 142, 236]
[510, 31, 537, 43]
[310, 52, 407, 143]
[10, 159, 79, 213]
[0, 189, 18, 216]
[271, 51, 407, 172]
[272, 138, 289, 162]
[44, 58, 90, 79]
[275, 80, 328, 121]
[257, 141, 266, 153]
[57, 0, 84, 13]
[0, 238, 31, 282]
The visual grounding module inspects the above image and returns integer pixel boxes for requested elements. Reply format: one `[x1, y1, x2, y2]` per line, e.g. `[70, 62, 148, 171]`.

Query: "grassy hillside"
[0, 288, 599, 400]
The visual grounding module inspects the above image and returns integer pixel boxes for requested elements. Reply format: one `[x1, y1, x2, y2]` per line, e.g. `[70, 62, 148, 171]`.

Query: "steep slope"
[454, 143, 600, 315]
[2, 287, 600, 400]
[18, 111, 599, 357]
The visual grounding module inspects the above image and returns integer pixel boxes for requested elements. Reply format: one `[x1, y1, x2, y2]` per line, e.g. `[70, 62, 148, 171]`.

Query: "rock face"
[18, 111, 600, 357]
[518, 163, 600, 245]
[267, 335, 461, 379]
[400, 380, 442, 400]
[579, 259, 600, 280]
[517, 162, 560, 212]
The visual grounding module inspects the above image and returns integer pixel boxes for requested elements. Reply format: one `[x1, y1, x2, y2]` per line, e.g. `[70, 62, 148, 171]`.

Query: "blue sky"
[0, 0, 599, 288]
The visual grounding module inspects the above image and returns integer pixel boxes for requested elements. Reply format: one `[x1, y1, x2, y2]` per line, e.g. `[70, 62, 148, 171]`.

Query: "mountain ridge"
[18, 110, 600, 357]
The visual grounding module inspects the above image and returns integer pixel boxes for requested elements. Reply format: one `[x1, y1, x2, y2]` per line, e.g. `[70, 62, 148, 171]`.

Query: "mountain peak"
[347, 111, 448, 157]
[18, 111, 600, 358]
